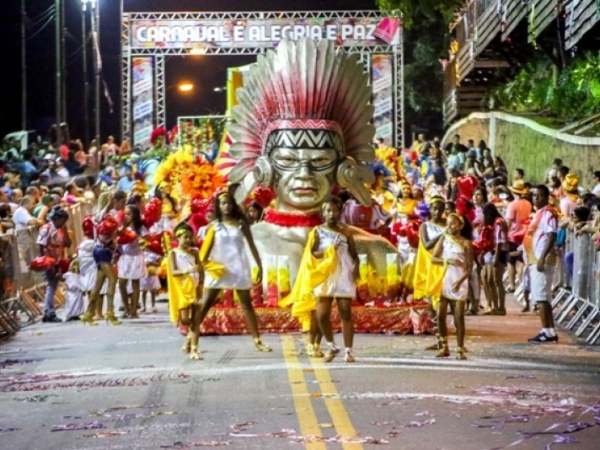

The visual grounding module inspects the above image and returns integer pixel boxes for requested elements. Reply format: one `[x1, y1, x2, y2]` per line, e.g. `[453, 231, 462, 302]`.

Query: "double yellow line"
[281, 335, 363, 450]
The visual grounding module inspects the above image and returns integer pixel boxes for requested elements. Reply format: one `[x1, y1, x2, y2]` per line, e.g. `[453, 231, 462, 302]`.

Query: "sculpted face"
[270, 147, 338, 211]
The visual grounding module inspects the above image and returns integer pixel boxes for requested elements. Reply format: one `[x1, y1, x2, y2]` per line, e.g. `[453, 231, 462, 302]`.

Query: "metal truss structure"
[121, 10, 405, 149]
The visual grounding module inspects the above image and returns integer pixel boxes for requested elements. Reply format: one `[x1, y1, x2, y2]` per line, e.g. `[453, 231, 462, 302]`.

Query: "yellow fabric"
[397, 198, 418, 216]
[280, 228, 338, 331]
[166, 250, 198, 324]
[199, 223, 215, 262]
[413, 238, 447, 309]
[198, 224, 226, 279]
[413, 239, 431, 300]
[427, 259, 447, 310]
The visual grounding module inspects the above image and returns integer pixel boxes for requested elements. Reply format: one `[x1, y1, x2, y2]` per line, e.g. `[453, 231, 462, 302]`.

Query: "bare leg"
[197, 289, 222, 326]
[118, 278, 129, 318]
[83, 269, 106, 324]
[539, 301, 554, 328]
[454, 300, 466, 359]
[151, 291, 157, 311]
[337, 299, 354, 349]
[484, 265, 498, 311]
[188, 304, 202, 360]
[436, 298, 450, 357]
[141, 291, 147, 312]
[179, 306, 193, 354]
[316, 297, 334, 344]
[130, 280, 140, 318]
[507, 262, 516, 291]
[494, 263, 506, 313]
[237, 290, 271, 351]
[337, 298, 355, 362]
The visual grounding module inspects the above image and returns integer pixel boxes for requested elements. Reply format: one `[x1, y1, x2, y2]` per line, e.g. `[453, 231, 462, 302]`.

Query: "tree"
[376, 1, 463, 139]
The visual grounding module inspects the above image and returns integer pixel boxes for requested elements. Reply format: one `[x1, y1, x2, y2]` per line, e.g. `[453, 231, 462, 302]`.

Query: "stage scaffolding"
[121, 10, 404, 149]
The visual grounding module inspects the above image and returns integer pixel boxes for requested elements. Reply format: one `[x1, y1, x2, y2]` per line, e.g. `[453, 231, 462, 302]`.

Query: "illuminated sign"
[130, 17, 400, 49]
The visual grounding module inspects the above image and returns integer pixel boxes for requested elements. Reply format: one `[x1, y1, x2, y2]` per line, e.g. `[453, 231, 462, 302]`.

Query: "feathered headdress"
[228, 38, 375, 205]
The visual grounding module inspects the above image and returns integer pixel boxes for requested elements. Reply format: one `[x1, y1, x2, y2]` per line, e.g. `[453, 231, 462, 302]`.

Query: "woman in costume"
[117, 205, 147, 319]
[167, 222, 204, 360]
[481, 203, 509, 315]
[413, 196, 447, 350]
[285, 197, 359, 362]
[431, 213, 474, 360]
[82, 215, 120, 325]
[198, 192, 271, 352]
[153, 186, 179, 233]
[312, 198, 359, 362]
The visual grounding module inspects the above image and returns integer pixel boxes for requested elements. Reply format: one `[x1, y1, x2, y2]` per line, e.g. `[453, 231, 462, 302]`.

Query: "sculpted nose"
[295, 163, 312, 179]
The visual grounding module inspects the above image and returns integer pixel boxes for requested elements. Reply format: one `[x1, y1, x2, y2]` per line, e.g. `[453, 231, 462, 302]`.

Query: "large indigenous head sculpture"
[228, 38, 375, 212]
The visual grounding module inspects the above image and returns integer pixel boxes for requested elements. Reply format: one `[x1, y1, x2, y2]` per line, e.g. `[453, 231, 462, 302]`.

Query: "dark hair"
[113, 190, 127, 201]
[558, 166, 569, 177]
[515, 168, 524, 178]
[125, 204, 143, 234]
[460, 216, 473, 240]
[445, 201, 456, 213]
[549, 176, 561, 189]
[0, 204, 11, 219]
[473, 187, 488, 204]
[322, 196, 344, 213]
[48, 205, 69, 221]
[174, 221, 193, 237]
[483, 202, 503, 226]
[478, 140, 487, 150]
[127, 194, 142, 206]
[154, 186, 178, 213]
[593, 171, 600, 180]
[573, 207, 590, 222]
[534, 184, 550, 198]
[214, 192, 246, 224]
[553, 158, 563, 166]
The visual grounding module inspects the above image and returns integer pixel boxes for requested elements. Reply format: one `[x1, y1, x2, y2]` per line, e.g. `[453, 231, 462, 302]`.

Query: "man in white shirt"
[525, 185, 559, 344]
[13, 195, 43, 268]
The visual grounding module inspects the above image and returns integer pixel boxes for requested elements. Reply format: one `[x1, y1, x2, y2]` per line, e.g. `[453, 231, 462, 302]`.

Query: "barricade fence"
[0, 200, 93, 336]
[551, 229, 600, 344]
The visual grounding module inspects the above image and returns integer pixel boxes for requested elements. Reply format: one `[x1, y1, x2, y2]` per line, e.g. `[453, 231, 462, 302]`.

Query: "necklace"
[263, 209, 323, 228]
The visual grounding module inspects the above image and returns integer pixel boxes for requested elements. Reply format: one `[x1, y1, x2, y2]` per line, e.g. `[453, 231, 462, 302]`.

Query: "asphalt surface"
[1, 296, 599, 450]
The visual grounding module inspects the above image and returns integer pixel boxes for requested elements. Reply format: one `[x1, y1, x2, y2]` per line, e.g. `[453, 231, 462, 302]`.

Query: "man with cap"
[506, 179, 532, 293]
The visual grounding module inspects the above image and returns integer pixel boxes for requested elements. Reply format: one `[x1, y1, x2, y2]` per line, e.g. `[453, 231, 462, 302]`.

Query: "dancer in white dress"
[431, 213, 474, 360]
[63, 262, 85, 321]
[312, 198, 359, 363]
[198, 192, 271, 352]
[117, 205, 147, 319]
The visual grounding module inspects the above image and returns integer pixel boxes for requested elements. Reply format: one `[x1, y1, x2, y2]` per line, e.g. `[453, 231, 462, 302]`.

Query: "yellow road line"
[312, 357, 363, 450]
[281, 335, 326, 450]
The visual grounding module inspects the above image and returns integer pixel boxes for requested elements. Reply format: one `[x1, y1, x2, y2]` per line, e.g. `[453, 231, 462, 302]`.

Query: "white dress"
[117, 227, 148, 280]
[441, 235, 470, 301]
[174, 248, 200, 289]
[63, 272, 85, 320]
[204, 222, 253, 290]
[313, 227, 356, 298]
[77, 238, 97, 292]
[140, 251, 162, 291]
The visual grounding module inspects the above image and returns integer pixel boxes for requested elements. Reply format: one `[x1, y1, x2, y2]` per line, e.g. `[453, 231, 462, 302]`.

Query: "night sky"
[1, 0, 378, 143]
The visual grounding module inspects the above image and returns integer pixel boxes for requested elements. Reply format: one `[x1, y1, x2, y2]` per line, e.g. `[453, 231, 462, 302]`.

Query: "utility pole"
[55, 0, 62, 147]
[61, 0, 67, 132]
[82, 1, 90, 146]
[91, 0, 101, 147]
[21, 0, 27, 131]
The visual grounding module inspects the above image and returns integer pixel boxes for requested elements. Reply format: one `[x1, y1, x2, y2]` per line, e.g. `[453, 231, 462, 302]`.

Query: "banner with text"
[130, 16, 400, 49]
[132, 57, 154, 147]
[372, 54, 394, 143]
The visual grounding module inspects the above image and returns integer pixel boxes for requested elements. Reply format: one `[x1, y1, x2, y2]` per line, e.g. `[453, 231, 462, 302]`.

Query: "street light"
[88, 0, 101, 149]
[178, 83, 194, 93]
[213, 86, 226, 92]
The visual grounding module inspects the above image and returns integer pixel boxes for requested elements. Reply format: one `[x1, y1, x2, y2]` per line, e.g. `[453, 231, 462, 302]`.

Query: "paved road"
[1, 297, 599, 450]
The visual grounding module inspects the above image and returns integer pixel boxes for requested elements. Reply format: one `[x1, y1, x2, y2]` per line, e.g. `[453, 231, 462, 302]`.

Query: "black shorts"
[508, 242, 523, 264]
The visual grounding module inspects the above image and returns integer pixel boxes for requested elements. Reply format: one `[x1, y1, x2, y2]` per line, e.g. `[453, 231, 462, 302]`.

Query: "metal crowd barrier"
[551, 230, 600, 344]
[0, 201, 91, 337]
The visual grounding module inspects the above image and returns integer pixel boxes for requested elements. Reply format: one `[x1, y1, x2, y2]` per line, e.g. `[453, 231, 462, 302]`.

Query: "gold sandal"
[324, 347, 339, 363]
[435, 339, 449, 358]
[104, 312, 122, 326]
[456, 347, 467, 360]
[81, 312, 98, 326]
[254, 338, 272, 352]
[189, 345, 203, 360]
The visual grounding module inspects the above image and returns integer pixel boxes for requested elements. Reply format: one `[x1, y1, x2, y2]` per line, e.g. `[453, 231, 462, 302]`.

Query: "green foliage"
[492, 52, 600, 121]
[375, 0, 463, 28]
